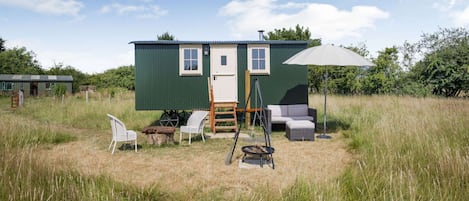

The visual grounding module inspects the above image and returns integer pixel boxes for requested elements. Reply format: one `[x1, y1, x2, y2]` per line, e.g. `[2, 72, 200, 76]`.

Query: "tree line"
[0, 38, 135, 93]
[2, 27, 469, 97]
[265, 25, 469, 97]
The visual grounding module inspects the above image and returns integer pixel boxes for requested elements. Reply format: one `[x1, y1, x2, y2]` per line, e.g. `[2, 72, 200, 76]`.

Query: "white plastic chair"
[179, 111, 209, 145]
[107, 114, 138, 154]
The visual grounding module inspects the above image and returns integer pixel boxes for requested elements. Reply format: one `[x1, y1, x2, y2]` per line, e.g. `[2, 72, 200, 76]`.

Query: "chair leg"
[201, 131, 205, 142]
[111, 141, 117, 154]
[134, 139, 138, 153]
[189, 132, 192, 145]
[179, 131, 183, 145]
[108, 140, 114, 150]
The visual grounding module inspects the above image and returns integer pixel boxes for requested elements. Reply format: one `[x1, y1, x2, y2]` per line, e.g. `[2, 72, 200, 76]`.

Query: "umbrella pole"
[317, 66, 332, 139]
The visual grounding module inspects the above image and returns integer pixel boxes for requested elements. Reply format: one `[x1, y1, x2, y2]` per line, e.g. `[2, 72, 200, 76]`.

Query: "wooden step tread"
[214, 118, 236, 122]
[214, 103, 237, 107]
[215, 111, 236, 115]
[215, 125, 237, 130]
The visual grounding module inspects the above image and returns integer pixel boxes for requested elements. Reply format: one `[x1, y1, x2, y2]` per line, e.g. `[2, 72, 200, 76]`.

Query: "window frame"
[45, 82, 55, 91]
[2, 82, 14, 91]
[179, 45, 203, 76]
[247, 44, 270, 75]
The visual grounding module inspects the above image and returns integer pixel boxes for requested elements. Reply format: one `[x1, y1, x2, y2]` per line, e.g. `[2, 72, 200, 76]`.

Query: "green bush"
[53, 84, 67, 97]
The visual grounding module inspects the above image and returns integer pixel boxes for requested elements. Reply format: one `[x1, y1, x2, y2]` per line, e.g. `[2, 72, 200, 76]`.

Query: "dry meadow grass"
[34, 124, 351, 198]
[4, 92, 467, 200]
[0, 92, 350, 199]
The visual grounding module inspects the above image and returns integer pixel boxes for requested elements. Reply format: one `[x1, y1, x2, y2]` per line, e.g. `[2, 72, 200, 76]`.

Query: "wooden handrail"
[208, 77, 215, 133]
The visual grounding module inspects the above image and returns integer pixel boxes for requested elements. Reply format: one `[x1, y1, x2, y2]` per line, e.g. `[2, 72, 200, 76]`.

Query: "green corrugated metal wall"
[238, 43, 307, 108]
[0, 81, 72, 96]
[134, 42, 306, 110]
[135, 44, 209, 110]
[237, 45, 247, 108]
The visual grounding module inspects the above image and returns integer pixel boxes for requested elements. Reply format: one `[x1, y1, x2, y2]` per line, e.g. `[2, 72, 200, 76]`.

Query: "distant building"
[0, 74, 73, 96]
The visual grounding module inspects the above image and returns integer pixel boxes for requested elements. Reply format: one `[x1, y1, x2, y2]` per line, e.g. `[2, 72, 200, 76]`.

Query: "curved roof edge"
[129, 40, 307, 45]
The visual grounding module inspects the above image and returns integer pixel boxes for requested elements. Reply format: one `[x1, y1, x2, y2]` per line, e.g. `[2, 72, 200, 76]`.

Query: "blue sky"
[1, 0, 469, 74]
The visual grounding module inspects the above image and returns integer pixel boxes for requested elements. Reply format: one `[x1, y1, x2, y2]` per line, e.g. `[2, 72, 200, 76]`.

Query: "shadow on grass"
[316, 118, 351, 133]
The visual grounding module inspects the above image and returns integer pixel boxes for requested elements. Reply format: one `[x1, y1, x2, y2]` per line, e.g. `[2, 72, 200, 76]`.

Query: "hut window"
[221, 55, 227, 66]
[46, 83, 55, 90]
[247, 44, 270, 75]
[2, 82, 13, 91]
[179, 45, 203, 76]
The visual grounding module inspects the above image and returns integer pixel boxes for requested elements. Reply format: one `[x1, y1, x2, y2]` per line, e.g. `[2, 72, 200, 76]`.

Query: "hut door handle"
[213, 76, 216, 80]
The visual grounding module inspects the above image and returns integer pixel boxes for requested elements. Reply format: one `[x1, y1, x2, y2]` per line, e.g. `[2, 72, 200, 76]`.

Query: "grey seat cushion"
[286, 120, 315, 129]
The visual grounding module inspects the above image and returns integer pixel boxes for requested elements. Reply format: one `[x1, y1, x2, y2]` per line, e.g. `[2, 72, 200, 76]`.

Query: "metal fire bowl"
[241, 145, 275, 155]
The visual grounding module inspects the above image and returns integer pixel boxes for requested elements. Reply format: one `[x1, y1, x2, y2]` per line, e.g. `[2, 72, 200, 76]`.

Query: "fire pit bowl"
[241, 145, 275, 168]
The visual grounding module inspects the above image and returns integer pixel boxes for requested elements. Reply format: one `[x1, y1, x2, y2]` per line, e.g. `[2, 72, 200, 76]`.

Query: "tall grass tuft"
[15, 92, 159, 130]
[0, 95, 170, 200]
[325, 96, 469, 200]
[0, 147, 170, 200]
[1, 113, 76, 148]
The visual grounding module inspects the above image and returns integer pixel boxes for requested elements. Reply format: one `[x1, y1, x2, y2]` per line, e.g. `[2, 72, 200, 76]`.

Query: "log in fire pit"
[241, 145, 275, 168]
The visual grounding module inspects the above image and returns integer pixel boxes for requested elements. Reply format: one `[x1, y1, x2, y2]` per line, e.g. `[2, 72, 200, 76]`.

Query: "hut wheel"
[159, 110, 179, 127]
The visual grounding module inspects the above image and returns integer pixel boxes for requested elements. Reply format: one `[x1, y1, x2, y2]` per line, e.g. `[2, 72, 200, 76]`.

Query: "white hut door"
[210, 45, 238, 102]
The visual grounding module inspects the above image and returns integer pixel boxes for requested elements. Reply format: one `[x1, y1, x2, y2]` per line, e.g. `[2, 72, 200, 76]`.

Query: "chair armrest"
[308, 108, 317, 131]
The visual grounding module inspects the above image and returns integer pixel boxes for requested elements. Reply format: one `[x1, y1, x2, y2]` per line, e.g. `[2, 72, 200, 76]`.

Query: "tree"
[326, 66, 365, 95]
[266, 25, 323, 92]
[413, 43, 469, 96]
[0, 47, 43, 74]
[88, 65, 135, 90]
[47, 63, 88, 93]
[265, 24, 321, 47]
[410, 28, 469, 97]
[0, 37, 5, 52]
[157, 32, 175, 40]
[308, 44, 370, 95]
[362, 47, 401, 94]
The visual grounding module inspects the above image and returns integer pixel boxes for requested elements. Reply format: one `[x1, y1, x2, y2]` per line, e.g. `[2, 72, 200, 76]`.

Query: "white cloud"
[431, 0, 469, 26]
[219, 0, 389, 41]
[100, 3, 167, 19]
[37, 49, 133, 74]
[113, 4, 144, 15]
[452, 6, 469, 26]
[0, 0, 84, 16]
[433, 0, 459, 11]
[137, 5, 168, 19]
[5, 39, 132, 74]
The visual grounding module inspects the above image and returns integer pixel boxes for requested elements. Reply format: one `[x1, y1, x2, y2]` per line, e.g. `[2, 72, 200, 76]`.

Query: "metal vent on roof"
[258, 30, 265, 41]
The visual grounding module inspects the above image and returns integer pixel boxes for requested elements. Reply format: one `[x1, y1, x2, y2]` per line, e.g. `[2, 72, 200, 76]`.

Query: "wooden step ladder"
[208, 77, 238, 134]
[212, 102, 238, 134]
[11, 92, 19, 109]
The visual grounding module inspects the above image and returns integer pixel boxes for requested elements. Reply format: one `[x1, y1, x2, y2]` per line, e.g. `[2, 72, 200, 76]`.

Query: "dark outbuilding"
[0, 74, 73, 96]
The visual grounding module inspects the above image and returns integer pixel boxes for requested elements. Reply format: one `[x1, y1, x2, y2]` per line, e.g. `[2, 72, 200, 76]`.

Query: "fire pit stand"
[225, 79, 275, 170]
[241, 145, 275, 168]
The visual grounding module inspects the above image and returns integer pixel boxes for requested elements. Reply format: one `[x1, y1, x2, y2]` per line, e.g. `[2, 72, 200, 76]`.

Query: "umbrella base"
[316, 133, 332, 139]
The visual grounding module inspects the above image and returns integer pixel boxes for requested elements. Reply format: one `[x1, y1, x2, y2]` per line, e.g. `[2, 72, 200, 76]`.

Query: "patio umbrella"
[283, 44, 375, 139]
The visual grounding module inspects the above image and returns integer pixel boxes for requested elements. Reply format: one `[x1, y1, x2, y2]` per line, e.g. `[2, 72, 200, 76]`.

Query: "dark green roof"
[0, 74, 73, 82]
[130, 40, 307, 45]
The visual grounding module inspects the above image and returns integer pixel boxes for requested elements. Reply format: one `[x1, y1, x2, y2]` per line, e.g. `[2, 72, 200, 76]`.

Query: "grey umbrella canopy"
[283, 44, 375, 138]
